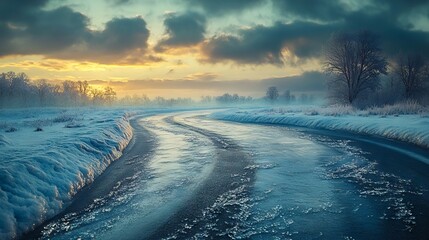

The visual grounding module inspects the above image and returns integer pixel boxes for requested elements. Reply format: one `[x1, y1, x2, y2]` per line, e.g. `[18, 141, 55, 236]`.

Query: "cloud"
[2, 0, 429, 67]
[201, 22, 334, 65]
[55, 17, 155, 64]
[271, 0, 429, 22]
[200, 0, 429, 65]
[0, 59, 107, 72]
[156, 12, 206, 51]
[0, 0, 50, 21]
[183, 0, 263, 16]
[341, 12, 429, 57]
[185, 72, 218, 81]
[271, 0, 347, 21]
[0, 1, 158, 65]
[0, 7, 89, 56]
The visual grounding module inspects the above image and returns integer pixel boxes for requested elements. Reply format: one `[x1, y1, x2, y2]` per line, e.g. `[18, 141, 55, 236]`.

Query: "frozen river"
[32, 110, 429, 239]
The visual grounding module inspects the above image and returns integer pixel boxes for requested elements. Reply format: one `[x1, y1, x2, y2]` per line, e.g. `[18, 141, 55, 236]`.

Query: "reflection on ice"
[172, 112, 429, 239]
[37, 111, 429, 239]
[40, 114, 216, 239]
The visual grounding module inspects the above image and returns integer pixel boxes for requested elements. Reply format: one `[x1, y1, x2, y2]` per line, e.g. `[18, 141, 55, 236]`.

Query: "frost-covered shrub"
[306, 110, 319, 116]
[251, 101, 427, 122]
[366, 101, 428, 115]
[25, 119, 52, 128]
[65, 121, 84, 128]
[5, 127, 17, 132]
[324, 104, 355, 116]
[310, 104, 356, 116]
[53, 113, 77, 123]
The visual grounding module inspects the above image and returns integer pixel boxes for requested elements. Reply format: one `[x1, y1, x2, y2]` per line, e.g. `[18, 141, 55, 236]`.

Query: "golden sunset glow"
[0, 0, 427, 98]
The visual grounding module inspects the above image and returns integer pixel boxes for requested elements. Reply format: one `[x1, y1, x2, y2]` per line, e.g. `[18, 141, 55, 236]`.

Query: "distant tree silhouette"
[90, 88, 105, 105]
[215, 93, 253, 104]
[0, 72, 33, 107]
[0, 71, 118, 108]
[394, 53, 429, 100]
[266, 86, 279, 102]
[104, 86, 117, 105]
[35, 79, 52, 106]
[324, 31, 388, 104]
[282, 89, 291, 103]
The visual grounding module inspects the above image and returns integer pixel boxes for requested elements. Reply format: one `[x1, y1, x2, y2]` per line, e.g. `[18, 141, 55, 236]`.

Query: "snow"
[211, 106, 429, 149]
[0, 108, 132, 239]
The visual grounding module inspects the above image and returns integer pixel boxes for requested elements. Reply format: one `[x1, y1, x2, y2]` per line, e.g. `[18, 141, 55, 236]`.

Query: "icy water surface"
[39, 111, 429, 239]
[39, 114, 217, 239]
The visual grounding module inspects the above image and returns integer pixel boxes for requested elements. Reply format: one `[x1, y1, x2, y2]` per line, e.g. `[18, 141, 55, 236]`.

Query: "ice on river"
[211, 108, 429, 150]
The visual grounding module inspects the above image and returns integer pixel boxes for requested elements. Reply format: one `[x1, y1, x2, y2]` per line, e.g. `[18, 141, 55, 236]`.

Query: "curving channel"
[27, 110, 429, 240]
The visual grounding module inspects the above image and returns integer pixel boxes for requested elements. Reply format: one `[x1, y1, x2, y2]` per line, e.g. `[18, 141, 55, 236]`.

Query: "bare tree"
[104, 86, 117, 105]
[62, 80, 79, 106]
[90, 88, 105, 105]
[0, 71, 123, 108]
[35, 80, 52, 106]
[77, 80, 90, 105]
[394, 53, 429, 100]
[0, 73, 11, 106]
[282, 89, 291, 103]
[266, 86, 279, 102]
[324, 31, 388, 104]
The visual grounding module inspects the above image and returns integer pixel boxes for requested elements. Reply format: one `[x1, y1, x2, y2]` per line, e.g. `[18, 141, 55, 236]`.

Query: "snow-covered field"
[0, 108, 132, 239]
[211, 104, 429, 149]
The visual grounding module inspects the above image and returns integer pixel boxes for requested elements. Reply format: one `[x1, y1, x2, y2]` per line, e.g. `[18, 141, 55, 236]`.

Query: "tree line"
[0, 72, 261, 108]
[265, 87, 316, 104]
[118, 93, 255, 107]
[0, 72, 116, 108]
[324, 30, 429, 106]
[264, 30, 428, 107]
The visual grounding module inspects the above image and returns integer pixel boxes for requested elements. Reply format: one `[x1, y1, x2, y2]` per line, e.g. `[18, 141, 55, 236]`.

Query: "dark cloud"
[183, 0, 263, 16]
[272, 0, 429, 22]
[156, 12, 206, 51]
[0, 0, 49, 21]
[202, 0, 429, 65]
[0, 7, 89, 56]
[202, 22, 334, 65]
[343, 12, 429, 57]
[271, 0, 347, 21]
[2, 0, 429, 67]
[371, 0, 429, 17]
[63, 17, 151, 63]
[99, 17, 149, 52]
[0, 1, 156, 64]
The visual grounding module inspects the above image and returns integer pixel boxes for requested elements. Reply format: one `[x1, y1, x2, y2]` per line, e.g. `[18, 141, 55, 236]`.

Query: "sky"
[0, 0, 428, 98]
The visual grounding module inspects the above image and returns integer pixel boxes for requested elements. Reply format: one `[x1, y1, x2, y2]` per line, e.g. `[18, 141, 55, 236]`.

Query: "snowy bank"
[0, 108, 132, 239]
[211, 105, 429, 149]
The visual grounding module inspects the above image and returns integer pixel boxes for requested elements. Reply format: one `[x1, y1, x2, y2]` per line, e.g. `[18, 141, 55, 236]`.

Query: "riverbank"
[22, 116, 155, 239]
[211, 105, 429, 149]
[0, 108, 133, 239]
